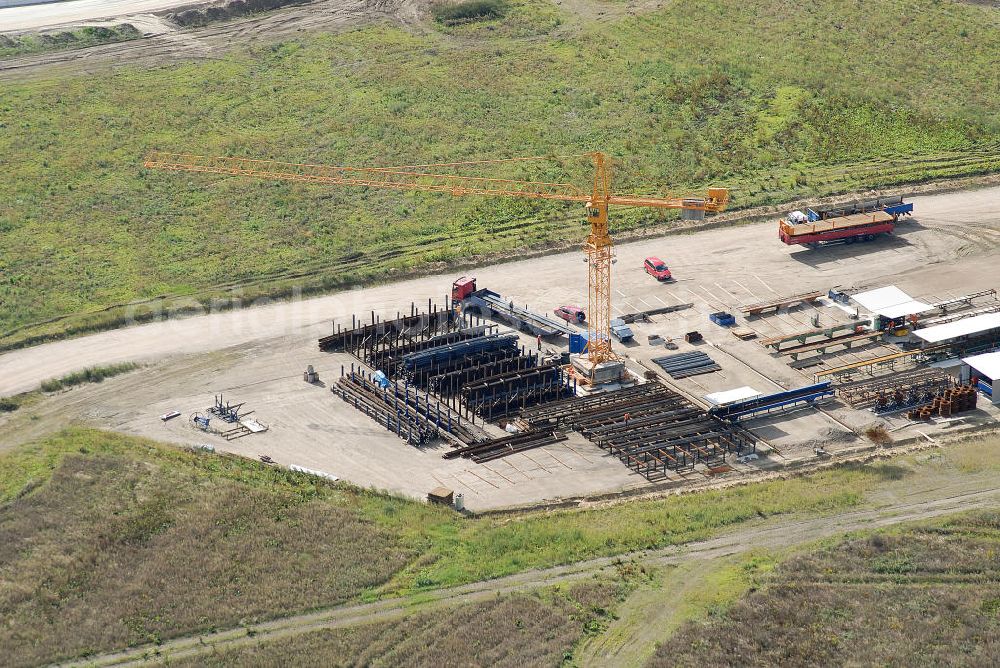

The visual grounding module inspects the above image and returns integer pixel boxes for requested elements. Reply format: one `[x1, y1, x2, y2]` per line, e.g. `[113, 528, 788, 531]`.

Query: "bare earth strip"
[54, 478, 1000, 667]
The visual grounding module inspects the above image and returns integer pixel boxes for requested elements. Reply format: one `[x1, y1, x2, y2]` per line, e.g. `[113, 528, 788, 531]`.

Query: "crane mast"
[585, 153, 614, 365]
[144, 151, 728, 377]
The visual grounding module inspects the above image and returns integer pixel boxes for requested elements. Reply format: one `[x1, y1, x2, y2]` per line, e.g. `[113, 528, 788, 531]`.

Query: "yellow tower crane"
[143, 151, 728, 376]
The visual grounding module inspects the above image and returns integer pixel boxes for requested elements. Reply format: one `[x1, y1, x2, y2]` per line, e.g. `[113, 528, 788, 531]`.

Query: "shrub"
[864, 424, 893, 446]
[431, 0, 506, 25]
[39, 363, 139, 393]
[170, 0, 310, 27]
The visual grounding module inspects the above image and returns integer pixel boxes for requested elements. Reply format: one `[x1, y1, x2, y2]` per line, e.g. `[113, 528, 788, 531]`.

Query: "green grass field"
[1, 0, 999, 348]
[0, 427, 883, 665]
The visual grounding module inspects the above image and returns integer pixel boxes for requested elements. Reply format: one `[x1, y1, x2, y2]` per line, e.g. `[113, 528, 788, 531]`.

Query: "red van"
[554, 305, 586, 324]
[644, 257, 672, 281]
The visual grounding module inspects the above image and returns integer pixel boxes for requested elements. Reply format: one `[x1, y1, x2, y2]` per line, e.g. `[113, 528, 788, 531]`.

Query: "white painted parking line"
[714, 282, 740, 302]
[753, 273, 781, 296]
[731, 279, 757, 299]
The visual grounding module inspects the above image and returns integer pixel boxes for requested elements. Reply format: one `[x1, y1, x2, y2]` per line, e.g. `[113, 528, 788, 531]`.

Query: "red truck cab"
[452, 276, 477, 304]
[644, 257, 672, 281]
[554, 305, 586, 324]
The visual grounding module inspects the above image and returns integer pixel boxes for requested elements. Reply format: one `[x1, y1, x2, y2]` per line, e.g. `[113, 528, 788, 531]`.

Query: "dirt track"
[0, 0, 421, 79]
[56, 467, 1000, 666]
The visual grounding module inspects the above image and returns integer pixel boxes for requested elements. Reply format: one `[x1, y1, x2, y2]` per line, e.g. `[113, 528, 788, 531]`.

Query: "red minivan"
[644, 256, 672, 281]
[554, 305, 586, 324]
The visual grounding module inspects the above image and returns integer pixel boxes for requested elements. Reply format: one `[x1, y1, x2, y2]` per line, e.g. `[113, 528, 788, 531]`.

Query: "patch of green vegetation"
[1, 0, 999, 348]
[38, 362, 139, 392]
[0, 24, 141, 60]
[432, 0, 507, 25]
[386, 469, 870, 593]
[0, 396, 22, 413]
[0, 430, 421, 668]
[170, 0, 312, 28]
[653, 511, 1000, 667]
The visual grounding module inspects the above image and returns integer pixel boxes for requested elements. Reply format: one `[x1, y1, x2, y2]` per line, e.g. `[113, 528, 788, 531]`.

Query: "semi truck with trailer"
[779, 196, 913, 247]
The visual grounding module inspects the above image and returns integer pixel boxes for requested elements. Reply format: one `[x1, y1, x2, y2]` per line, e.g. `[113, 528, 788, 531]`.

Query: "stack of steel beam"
[520, 382, 755, 480]
[399, 334, 521, 385]
[364, 329, 480, 376]
[442, 429, 567, 463]
[519, 384, 668, 426]
[332, 368, 483, 446]
[428, 354, 538, 396]
[652, 351, 720, 379]
[709, 382, 834, 421]
[319, 300, 458, 353]
[461, 363, 574, 420]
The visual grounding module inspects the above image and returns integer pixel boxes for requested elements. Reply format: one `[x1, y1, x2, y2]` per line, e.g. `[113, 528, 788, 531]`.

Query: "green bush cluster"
[39, 363, 139, 393]
[431, 0, 507, 25]
[171, 0, 311, 27]
[0, 24, 141, 59]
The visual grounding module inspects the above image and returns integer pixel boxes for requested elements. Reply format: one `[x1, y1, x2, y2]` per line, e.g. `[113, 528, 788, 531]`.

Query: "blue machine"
[807, 196, 913, 222]
[710, 382, 835, 421]
[709, 311, 736, 327]
[569, 333, 587, 354]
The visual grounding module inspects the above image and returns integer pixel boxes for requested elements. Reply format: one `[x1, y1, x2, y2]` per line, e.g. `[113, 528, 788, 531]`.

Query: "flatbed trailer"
[452, 276, 574, 338]
[740, 290, 824, 316]
[779, 210, 896, 246]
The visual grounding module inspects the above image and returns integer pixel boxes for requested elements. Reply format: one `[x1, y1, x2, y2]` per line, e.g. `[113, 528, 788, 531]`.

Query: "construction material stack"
[907, 384, 978, 420]
[520, 382, 755, 480]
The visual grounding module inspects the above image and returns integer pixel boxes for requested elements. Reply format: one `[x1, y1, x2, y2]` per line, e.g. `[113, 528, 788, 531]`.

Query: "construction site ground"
[2, 184, 999, 510]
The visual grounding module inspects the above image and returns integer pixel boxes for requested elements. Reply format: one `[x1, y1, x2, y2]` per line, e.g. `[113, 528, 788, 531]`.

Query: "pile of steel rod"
[652, 351, 720, 379]
[520, 382, 755, 480]
[443, 429, 567, 463]
[461, 363, 574, 420]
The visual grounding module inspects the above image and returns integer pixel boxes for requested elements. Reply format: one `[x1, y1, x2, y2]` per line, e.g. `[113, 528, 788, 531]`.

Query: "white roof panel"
[704, 386, 761, 406]
[878, 300, 934, 318]
[914, 312, 1000, 344]
[962, 351, 1000, 380]
[852, 286, 932, 318]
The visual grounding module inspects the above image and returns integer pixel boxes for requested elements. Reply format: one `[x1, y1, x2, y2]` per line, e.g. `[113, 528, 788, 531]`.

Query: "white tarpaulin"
[851, 286, 933, 319]
[704, 386, 761, 406]
[962, 351, 1000, 381]
[915, 312, 1000, 344]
